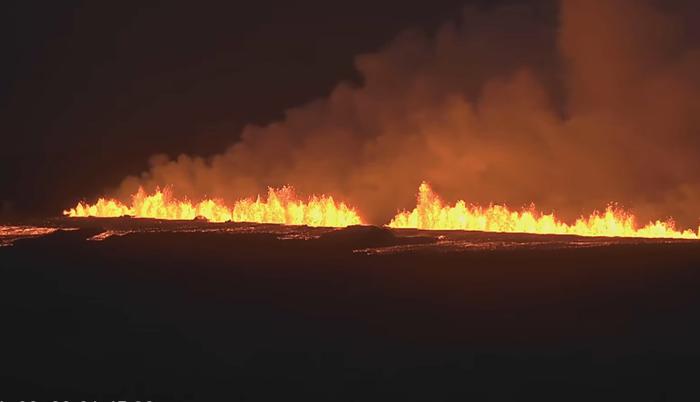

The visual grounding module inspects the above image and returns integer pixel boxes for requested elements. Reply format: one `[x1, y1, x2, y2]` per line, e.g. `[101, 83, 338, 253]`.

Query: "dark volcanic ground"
[2, 219, 700, 401]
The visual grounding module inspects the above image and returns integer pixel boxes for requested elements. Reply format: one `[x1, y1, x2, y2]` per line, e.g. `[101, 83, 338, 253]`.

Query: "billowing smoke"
[116, 0, 700, 226]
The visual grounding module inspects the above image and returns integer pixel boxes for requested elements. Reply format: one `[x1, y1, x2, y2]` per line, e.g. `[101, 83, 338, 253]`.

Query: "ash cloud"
[117, 0, 700, 226]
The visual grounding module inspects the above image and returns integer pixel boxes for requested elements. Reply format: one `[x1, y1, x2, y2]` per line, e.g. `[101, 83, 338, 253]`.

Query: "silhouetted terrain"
[2, 221, 700, 401]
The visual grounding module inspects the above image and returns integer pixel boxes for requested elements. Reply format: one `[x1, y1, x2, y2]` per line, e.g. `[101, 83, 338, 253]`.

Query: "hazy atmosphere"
[118, 0, 700, 226]
[5, 0, 700, 226]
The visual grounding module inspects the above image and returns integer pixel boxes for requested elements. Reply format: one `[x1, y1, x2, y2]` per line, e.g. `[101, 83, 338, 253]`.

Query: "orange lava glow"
[0, 225, 64, 247]
[64, 187, 362, 227]
[388, 182, 699, 239]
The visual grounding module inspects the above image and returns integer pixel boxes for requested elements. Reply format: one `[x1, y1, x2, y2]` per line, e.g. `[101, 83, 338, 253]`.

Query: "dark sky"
[2, 0, 527, 218]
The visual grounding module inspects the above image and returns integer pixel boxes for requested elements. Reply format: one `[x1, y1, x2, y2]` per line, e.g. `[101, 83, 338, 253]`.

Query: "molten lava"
[389, 182, 699, 239]
[64, 187, 362, 227]
[0, 225, 64, 247]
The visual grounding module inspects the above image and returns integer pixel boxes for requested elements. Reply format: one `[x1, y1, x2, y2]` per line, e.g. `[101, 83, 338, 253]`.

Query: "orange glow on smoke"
[388, 182, 699, 239]
[64, 187, 362, 227]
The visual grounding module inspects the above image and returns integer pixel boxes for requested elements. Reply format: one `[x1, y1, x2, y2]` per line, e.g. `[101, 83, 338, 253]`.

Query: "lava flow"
[389, 182, 699, 239]
[64, 187, 362, 227]
[0, 225, 64, 247]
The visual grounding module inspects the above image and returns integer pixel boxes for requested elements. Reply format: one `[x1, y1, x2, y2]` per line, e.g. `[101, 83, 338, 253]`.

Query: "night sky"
[2, 0, 517, 218]
[5, 0, 700, 227]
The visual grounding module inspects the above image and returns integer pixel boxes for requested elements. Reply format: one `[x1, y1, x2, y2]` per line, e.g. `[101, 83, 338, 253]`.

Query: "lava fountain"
[389, 182, 699, 239]
[64, 186, 363, 227]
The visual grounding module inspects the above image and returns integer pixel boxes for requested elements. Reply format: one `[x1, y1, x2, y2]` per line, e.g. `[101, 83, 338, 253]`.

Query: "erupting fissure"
[65, 182, 700, 239]
[388, 182, 700, 239]
[64, 187, 363, 227]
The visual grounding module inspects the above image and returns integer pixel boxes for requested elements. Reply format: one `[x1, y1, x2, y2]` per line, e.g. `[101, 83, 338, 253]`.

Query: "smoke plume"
[116, 0, 700, 226]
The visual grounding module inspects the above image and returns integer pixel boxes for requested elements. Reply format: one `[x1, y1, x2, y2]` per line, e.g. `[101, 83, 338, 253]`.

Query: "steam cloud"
[116, 0, 700, 226]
